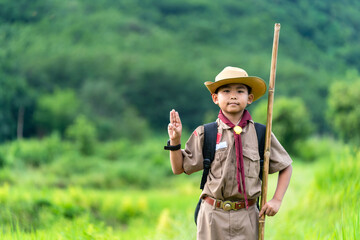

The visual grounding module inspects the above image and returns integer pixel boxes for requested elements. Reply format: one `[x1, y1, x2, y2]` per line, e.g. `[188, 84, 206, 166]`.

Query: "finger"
[259, 206, 266, 217]
[175, 111, 181, 126]
[168, 123, 172, 136]
[173, 111, 179, 125]
[170, 109, 175, 124]
[265, 207, 274, 216]
[168, 124, 176, 139]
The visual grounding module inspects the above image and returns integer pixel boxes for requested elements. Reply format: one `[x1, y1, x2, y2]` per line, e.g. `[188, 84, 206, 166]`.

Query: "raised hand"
[168, 109, 182, 143]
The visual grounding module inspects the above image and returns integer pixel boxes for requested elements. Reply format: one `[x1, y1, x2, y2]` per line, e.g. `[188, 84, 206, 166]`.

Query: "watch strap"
[164, 140, 181, 151]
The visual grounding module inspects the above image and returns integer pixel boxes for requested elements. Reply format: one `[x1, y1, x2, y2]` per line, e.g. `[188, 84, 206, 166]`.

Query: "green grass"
[2, 157, 358, 240]
[0, 137, 359, 239]
[265, 147, 360, 240]
[0, 182, 200, 239]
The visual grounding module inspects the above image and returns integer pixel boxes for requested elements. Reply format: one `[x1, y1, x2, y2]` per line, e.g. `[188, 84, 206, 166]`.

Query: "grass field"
[0, 137, 359, 239]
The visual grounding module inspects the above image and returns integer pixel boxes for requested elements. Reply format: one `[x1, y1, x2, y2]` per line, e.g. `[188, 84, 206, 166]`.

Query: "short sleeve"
[269, 133, 292, 174]
[181, 125, 204, 175]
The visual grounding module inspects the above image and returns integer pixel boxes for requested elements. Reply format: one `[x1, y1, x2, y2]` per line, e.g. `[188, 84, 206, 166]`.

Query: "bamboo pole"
[258, 23, 281, 240]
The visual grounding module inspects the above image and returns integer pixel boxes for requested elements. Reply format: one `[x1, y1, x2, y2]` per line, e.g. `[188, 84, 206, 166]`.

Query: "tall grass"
[0, 185, 199, 239]
[0, 136, 359, 239]
[266, 142, 360, 240]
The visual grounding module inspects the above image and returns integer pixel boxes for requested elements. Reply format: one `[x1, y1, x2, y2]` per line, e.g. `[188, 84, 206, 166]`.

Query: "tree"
[251, 96, 313, 154]
[34, 89, 80, 136]
[2, 0, 360, 142]
[66, 115, 97, 155]
[79, 79, 150, 141]
[0, 75, 34, 142]
[326, 79, 360, 144]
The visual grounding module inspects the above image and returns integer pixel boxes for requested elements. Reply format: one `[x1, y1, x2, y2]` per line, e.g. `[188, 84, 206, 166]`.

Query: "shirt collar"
[217, 118, 254, 132]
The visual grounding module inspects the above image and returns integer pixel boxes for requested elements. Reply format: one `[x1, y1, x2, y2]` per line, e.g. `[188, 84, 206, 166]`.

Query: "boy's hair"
[214, 84, 252, 94]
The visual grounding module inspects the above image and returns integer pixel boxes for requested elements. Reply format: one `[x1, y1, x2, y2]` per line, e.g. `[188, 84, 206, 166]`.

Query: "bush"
[66, 115, 98, 156]
[0, 150, 6, 168]
[252, 97, 313, 155]
[294, 137, 342, 162]
[96, 139, 133, 161]
[326, 79, 360, 144]
[34, 89, 80, 136]
[0, 133, 63, 167]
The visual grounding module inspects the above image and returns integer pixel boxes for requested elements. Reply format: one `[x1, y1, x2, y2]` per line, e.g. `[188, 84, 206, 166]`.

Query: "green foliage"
[0, 0, 55, 23]
[326, 79, 360, 144]
[0, 135, 359, 239]
[1, 0, 360, 141]
[294, 136, 341, 162]
[264, 145, 360, 239]
[115, 107, 150, 142]
[300, 147, 360, 239]
[0, 134, 173, 189]
[66, 115, 97, 156]
[0, 75, 34, 141]
[34, 89, 80, 136]
[2, 1, 360, 236]
[252, 97, 313, 154]
[1, 133, 63, 167]
[0, 150, 6, 168]
[0, 185, 198, 239]
[79, 79, 151, 141]
[96, 139, 132, 161]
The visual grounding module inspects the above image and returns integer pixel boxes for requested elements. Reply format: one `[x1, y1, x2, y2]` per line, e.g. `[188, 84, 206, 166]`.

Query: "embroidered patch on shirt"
[216, 141, 227, 150]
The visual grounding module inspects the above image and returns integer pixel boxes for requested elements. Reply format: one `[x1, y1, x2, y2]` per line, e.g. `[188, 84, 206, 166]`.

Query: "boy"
[165, 66, 292, 240]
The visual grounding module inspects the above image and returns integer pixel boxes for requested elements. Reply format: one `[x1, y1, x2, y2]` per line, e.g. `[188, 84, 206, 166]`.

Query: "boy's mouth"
[228, 102, 239, 106]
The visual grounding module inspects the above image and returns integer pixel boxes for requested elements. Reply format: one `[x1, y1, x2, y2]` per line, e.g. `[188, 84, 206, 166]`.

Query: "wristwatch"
[164, 140, 181, 151]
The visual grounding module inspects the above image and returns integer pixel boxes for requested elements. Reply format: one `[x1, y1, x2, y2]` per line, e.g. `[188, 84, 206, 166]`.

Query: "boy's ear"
[247, 93, 254, 105]
[212, 93, 219, 104]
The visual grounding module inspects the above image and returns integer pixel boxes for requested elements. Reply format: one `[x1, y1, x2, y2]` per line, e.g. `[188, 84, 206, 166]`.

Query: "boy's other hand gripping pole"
[258, 23, 280, 240]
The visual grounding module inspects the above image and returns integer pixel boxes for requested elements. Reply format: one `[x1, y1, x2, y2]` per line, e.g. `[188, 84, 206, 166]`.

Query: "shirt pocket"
[209, 148, 227, 179]
[243, 148, 260, 178]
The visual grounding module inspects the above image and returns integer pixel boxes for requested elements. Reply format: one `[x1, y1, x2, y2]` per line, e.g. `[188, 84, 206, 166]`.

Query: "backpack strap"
[200, 122, 218, 190]
[254, 122, 266, 180]
[254, 122, 266, 210]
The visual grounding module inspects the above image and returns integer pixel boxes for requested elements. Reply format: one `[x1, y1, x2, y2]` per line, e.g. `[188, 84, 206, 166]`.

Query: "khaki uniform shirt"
[182, 118, 292, 201]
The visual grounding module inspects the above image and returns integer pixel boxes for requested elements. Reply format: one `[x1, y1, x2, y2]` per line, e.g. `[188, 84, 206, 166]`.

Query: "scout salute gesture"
[167, 109, 184, 174]
[165, 65, 292, 240]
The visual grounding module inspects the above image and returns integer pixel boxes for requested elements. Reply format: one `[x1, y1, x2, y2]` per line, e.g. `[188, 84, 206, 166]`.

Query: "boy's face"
[212, 83, 254, 116]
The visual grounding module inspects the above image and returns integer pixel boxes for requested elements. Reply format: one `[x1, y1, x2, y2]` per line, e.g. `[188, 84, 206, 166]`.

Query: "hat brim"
[204, 76, 267, 101]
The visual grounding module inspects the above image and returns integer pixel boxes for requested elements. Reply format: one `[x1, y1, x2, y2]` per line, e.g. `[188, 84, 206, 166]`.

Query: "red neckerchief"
[218, 109, 252, 209]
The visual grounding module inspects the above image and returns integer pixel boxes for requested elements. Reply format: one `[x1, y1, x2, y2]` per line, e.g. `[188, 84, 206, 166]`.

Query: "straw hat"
[204, 66, 267, 101]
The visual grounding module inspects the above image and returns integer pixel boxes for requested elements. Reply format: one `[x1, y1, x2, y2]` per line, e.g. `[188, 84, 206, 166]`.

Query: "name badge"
[216, 141, 227, 150]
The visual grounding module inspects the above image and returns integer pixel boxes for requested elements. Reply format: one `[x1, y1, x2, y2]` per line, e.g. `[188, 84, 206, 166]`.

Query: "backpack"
[194, 121, 266, 225]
